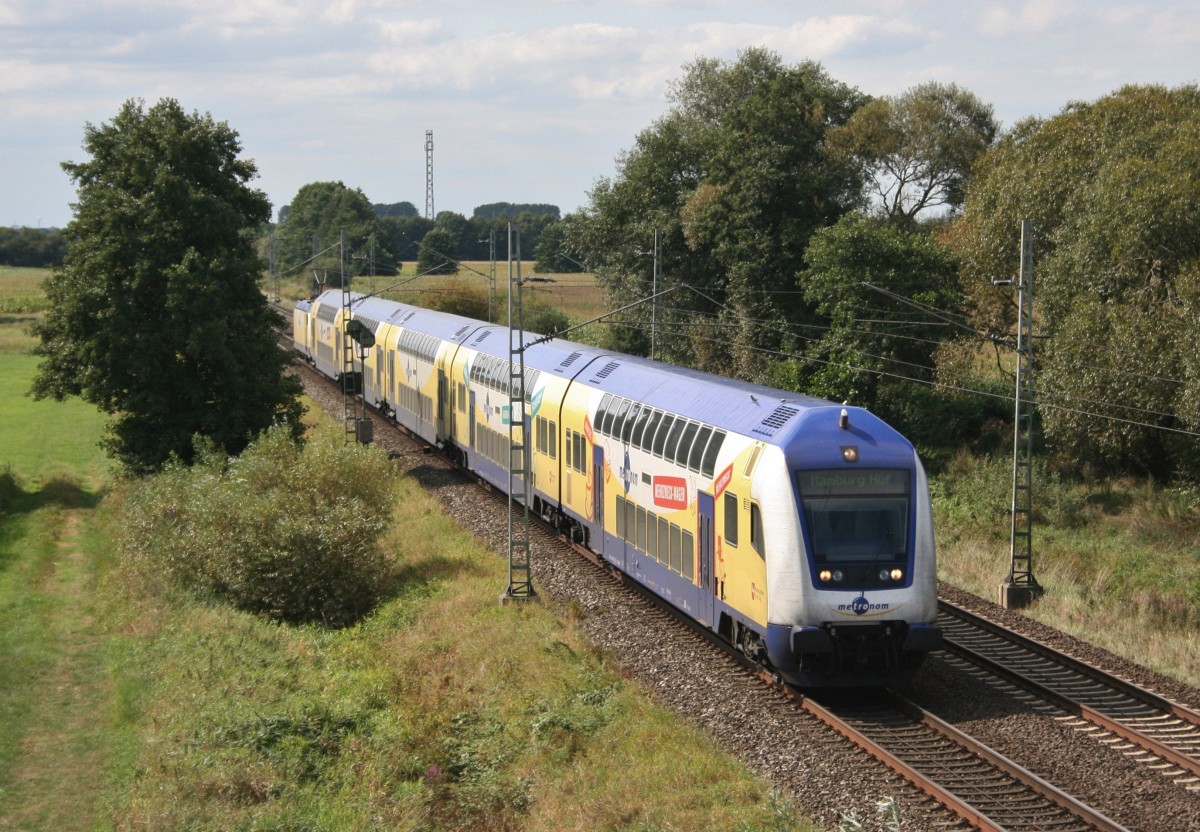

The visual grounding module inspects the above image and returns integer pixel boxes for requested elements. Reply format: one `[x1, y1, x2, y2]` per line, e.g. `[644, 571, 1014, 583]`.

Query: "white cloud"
[2, 0, 1199, 228]
[0, 59, 75, 94]
[975, 1, 1080, 37]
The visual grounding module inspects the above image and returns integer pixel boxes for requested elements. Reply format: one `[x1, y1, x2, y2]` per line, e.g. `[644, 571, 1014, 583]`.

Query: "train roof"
[535, 343, 836, 444]
[303, 291, 879, 447]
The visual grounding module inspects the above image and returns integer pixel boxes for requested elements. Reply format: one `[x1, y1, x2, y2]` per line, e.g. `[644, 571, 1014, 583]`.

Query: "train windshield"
[797, 469, 909, 564]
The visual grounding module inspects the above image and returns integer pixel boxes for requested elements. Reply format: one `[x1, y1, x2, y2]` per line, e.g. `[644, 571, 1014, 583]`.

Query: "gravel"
[298, 367, 1200, 831]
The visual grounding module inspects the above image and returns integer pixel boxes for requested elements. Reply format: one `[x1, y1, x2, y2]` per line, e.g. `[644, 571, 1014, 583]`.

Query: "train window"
[799, 469, 910, 567]
[724, 492, 739, 546]
[575, 432, 586, 473]
[536, 417, 547, 454]
[675, 421, 700, 468]
[596, 394, 613, 435]
[751, 503, 764, 558]
[682, 530, 694, 581]
[639, 410, 662, 452]
[625, 499, 637, 543]
[548, 421, 557, 459]
[687, 426, 712, 472]
[663, 418, 688, 464]
[630, 406, 652, 448]
[616, 496, 626, 539]
[669, 524, 682, 574]
[637, 506, 647, 551]
[701, 430, 725, 478]
[651, 414, 675, 457]
[647, 511, 658, 559]
[599, 398, 617, 436]
[610, 399, 631, 438]
[620, 403, 641, 443]
[658, 516, 669, 565]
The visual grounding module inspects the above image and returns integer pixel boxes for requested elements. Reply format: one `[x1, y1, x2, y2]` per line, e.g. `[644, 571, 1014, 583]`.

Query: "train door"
[469, 390, 477, 455]
[437, 367, 448, 439]
[593, 445, 605, 557]
[697, 492, 715, 628]
[386, 350, 395, 410]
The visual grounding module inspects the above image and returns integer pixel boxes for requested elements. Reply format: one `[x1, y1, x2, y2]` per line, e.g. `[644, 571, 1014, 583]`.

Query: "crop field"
[269, 261, 609, 328]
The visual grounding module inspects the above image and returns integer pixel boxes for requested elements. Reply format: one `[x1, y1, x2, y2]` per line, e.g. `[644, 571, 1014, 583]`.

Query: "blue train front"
[756, 406, 941, 687]
[295, 291, 942, 687]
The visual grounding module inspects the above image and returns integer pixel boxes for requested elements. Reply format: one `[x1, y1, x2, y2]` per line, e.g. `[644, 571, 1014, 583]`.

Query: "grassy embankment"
[0, 265, 808, 830]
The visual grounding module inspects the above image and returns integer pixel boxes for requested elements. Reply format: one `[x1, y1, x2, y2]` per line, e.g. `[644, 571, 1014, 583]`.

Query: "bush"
[120, 426, 399, 625]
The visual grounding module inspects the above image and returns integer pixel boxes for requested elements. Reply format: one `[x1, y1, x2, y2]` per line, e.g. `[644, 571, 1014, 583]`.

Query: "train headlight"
[878, 568, 890, 581]
[819, 569, 832, 582]
[890, 568, 903, 581]
[832, 570, 843, 582]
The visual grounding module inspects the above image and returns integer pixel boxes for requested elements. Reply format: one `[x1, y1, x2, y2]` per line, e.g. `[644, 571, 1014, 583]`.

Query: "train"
[294, 289, 942, 687]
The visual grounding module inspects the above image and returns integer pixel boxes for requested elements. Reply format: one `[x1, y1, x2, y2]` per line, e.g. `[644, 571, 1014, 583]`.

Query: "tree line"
[28, 56, 1200, 480]
[0, 227, 66, 267]
[566, 49, 1200, 481]
[270, 184, 582, 280]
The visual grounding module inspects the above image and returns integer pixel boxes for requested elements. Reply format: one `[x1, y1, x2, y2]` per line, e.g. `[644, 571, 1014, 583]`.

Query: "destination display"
[797, 469, 909, 497]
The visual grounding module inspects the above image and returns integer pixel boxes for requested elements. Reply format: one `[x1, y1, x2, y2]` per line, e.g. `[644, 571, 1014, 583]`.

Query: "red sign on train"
[584, 415, 593, 445]
[713, 464, 733, 499]
[652, 476, 688, 510]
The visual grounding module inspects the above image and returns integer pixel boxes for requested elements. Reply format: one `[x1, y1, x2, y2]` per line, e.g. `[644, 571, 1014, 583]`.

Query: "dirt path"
[1, 508, 114, 831]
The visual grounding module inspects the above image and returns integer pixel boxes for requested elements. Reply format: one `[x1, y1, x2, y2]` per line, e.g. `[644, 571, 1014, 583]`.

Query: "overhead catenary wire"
[583, 279, 1200, 440]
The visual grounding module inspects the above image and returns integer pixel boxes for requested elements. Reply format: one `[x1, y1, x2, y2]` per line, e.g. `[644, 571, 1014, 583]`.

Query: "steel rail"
[804, 690, 1131, 832]
[939, 599, 1200, 782]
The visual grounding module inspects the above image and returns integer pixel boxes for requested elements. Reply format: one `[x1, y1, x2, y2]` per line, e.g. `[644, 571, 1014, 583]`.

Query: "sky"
[2, 0, 1198, 229]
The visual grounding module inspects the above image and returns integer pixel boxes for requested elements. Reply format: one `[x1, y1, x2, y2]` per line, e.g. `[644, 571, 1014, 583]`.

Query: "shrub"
[120, 425, 399, 625]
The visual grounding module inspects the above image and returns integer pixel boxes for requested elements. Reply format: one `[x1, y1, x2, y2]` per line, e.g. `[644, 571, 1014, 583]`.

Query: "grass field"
[0, 266, 116, 829]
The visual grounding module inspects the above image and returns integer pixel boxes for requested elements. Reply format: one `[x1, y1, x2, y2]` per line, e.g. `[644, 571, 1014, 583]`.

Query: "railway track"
[804, 689, 1129, 832]
[557, 525, 1135, 830]
[938, 598, 1200, 791]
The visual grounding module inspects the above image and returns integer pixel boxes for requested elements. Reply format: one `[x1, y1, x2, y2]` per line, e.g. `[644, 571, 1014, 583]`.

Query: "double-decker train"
[294, 290, 941, 686]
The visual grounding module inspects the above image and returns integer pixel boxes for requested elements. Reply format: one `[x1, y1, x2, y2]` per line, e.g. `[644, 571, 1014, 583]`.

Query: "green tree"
[378, 214, 434, 265]
[534, 217, 585, 273]
[30, 98, 303, 473]
[417, 226, 458, 274]
[373, 200, 419, 218]
[827, 82, 998, 223]
[800, 213, 966, 437]
[473, 202, 560, 221]
[572, 48, 865, 377]
[277, 181, 380, 274]
[954, 84, 1200, 477]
